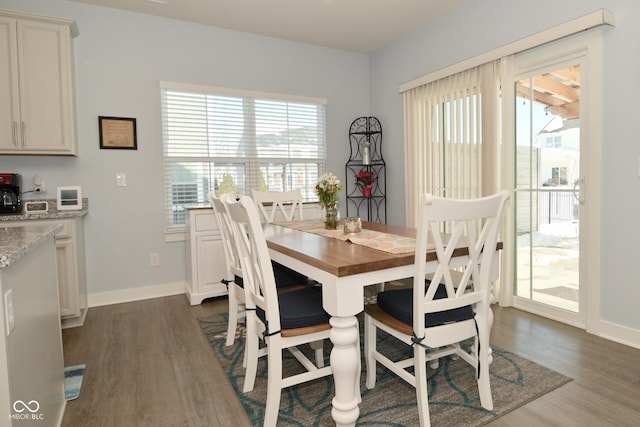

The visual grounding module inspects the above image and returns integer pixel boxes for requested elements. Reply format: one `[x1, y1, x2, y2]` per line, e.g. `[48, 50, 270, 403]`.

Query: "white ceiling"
[70, 0, 466, 53]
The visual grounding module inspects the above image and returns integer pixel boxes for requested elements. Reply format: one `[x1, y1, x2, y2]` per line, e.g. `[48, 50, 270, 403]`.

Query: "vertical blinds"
[161, 83, 327, 228]
[403, 67, 485, 227]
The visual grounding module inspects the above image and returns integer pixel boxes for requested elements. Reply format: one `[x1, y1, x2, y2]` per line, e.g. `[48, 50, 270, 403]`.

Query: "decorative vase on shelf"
[322, 202, 340, 230]
[362, 184, 373, 198]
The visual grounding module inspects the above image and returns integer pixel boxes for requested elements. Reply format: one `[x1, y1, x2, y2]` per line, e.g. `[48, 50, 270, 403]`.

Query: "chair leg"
[264, 336, 283, 427]
[476, 319, 494, 410]
[226, 286, 239, 346]
[429, 357, 439, 370]
[242, 319, 260, 393]
[364, 315, 377, 389]
[310, 340, 324, 368]
[414, 345, 432, 427]
[242, 325, 248, 368]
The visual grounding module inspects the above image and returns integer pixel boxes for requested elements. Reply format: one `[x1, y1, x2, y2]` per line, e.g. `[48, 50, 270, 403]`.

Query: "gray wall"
[0, 0, 369, 295]
[370, 0, 640, 335]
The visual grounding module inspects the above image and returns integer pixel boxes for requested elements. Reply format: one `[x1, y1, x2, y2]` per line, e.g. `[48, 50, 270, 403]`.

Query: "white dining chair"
[224, 195, 332, 426]
[363, 191, 509, 426]
[210, 191, 315, 371]
[208, 192, 245, 348]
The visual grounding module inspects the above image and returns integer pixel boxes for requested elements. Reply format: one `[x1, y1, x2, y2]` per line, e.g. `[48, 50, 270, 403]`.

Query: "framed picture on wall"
[99, 116, 137, 150]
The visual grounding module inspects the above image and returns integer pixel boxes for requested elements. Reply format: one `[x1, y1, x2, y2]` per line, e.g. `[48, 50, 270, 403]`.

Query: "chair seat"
[232, 261, 307, 289]
[272, 261, 308, 288]
[257, 286, 330, 330]
[376, 284, 475, 328]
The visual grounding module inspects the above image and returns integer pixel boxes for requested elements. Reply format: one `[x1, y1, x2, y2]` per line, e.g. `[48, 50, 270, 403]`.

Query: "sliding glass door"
[514, 61, 582, 324]
[507, 27, 606, 328]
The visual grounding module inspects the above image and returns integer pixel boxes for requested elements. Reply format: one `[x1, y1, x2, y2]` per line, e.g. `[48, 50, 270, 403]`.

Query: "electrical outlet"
[116, 173, 127, 187]
[150, 253, 160, 267]
[34, 175, 45, 193]
[4, 289, 14, 336]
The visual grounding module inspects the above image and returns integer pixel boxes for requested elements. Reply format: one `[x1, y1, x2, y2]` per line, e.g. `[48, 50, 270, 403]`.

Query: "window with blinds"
[160, 83, 327, 228]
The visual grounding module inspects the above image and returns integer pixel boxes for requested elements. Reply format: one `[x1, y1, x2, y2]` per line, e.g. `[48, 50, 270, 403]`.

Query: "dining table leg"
[329, 315, 360, 426]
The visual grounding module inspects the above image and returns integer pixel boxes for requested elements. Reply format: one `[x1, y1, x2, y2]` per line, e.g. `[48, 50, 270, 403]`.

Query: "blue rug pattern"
[64, 364, 86, 401]
[200, 314, 570, 426]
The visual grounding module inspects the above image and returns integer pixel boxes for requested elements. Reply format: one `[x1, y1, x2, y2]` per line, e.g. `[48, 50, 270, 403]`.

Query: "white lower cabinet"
[0, 235, 66, 425]
[184, 206, 228, 305]
[55, 219, 87, 327]
[7, 217, 87, 328]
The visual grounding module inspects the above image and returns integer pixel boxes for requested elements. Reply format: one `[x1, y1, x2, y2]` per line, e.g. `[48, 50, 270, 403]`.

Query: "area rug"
[200, 314, 570, 426]
[64, 364, 86, 401]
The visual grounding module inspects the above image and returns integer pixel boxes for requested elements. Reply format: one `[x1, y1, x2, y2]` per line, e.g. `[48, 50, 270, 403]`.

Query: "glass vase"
[322, 202, 340, 230]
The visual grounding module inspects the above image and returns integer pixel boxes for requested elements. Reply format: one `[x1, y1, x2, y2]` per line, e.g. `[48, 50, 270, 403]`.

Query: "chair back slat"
[251, 189, 304, 223]
[413, 191, 509, 335]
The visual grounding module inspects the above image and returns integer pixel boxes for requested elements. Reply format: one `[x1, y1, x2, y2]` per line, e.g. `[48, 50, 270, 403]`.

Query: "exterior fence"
[539, 189, 578, 225]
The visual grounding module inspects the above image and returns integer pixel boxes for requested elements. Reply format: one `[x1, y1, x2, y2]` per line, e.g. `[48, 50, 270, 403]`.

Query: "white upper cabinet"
[0, 9, 78, 156]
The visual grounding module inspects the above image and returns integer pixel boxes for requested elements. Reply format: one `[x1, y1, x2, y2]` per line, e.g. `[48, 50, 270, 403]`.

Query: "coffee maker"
[0, 173, 22, 214]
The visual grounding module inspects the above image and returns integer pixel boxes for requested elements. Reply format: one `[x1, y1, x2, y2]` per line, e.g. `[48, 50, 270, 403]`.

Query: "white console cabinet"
[0, 9, 79, 155]
[184, 206, 228, 305]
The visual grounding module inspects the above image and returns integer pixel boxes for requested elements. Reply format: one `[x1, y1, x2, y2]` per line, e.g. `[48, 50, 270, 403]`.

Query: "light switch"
[116, 173, 127, 187]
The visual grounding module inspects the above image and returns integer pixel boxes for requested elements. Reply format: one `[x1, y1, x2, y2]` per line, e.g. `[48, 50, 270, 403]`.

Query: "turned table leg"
[329, 315, 360, 427]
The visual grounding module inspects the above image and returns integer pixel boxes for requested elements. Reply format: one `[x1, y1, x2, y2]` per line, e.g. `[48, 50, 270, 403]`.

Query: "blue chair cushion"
[232, 262, 306, 289]
[257, 286, 330, 330]
[376, 283, 474, 328]
[234, 274, 243, 287]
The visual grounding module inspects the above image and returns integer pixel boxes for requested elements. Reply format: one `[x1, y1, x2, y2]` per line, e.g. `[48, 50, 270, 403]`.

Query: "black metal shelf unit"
[345, 116, 386, 223]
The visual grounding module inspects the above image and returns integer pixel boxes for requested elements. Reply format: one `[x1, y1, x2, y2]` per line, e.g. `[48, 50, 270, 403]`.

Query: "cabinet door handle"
[21, 121, 26, 147]
[12, 121, 19, 147]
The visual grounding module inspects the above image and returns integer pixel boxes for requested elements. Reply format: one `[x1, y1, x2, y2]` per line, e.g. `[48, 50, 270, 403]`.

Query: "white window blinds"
[161, 82, 327, 228]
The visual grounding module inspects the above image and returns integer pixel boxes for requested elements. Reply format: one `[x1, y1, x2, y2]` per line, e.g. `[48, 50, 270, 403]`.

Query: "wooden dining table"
[263, 220, 501, 427]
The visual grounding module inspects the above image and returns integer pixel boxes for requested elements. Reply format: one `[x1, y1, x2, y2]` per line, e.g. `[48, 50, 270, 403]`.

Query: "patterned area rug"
[64, 364, 86, 401]
[200, 314, 571, 426]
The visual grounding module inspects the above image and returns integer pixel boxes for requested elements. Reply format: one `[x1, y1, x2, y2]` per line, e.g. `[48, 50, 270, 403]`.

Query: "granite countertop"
[0, 198, 89, 222]
[0, 223, 63, 269]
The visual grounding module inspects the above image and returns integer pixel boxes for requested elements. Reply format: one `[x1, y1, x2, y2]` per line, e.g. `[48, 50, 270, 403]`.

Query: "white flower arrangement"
[315, 172, 342, 206]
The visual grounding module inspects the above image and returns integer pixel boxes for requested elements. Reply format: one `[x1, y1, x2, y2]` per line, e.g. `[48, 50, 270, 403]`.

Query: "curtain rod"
[399, 8, 615, 94]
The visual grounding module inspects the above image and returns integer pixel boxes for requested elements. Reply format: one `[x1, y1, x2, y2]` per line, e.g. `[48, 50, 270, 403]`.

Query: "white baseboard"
[88, 282, 186, 308]
[599, 319, 640, 350]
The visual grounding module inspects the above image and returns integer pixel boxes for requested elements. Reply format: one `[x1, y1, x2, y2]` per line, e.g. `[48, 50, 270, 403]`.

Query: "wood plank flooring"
[61, 294, 640, 426]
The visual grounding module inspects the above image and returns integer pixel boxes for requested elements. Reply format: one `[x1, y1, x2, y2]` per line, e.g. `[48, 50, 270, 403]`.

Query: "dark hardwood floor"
[61, 294, 640, 426]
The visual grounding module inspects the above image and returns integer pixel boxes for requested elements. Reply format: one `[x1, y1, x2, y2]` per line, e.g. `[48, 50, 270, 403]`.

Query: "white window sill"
[165, 229, 186, 242]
